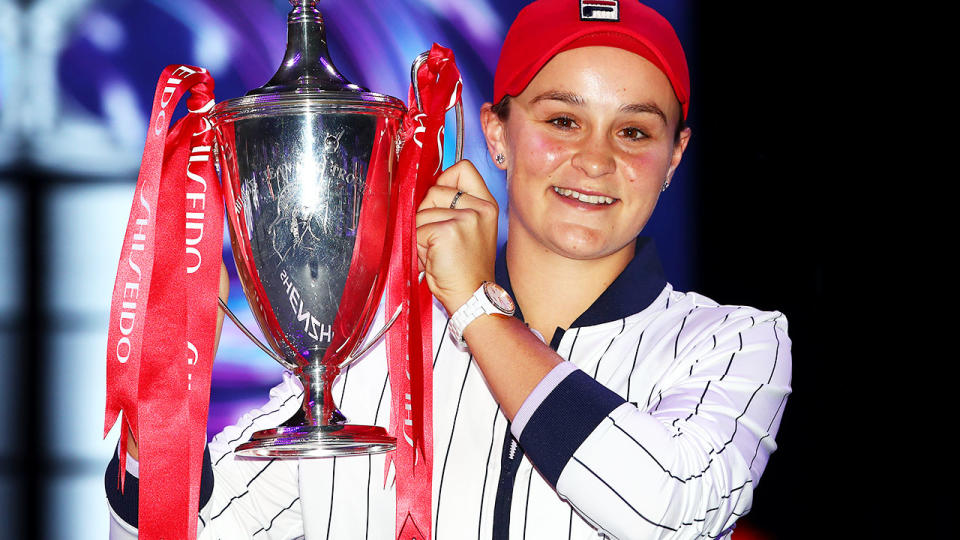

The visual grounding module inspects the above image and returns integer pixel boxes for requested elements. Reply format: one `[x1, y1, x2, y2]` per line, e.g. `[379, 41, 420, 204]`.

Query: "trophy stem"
[236, 364, 397, 458]
[297, 363, 345, 426]
[234, 362, 396, 458]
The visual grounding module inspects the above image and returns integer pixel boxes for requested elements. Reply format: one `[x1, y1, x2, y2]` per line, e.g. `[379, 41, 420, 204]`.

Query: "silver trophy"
[209, 0, 460, 458]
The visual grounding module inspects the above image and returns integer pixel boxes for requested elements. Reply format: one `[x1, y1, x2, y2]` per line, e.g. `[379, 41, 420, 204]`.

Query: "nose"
[570, 139, 616, 178]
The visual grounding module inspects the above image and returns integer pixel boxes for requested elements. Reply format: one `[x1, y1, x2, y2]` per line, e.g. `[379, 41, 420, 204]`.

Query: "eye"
[619, 127, 648, 141]
[547, 116, 578, 130]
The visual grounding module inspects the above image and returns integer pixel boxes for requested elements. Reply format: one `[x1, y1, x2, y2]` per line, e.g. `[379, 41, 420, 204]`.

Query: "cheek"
[528, 137, 563, 165]
[621, 147, 673, 185]
[513, 128, 568, 175]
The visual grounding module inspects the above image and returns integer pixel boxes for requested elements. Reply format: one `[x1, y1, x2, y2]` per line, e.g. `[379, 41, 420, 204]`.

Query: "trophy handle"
[218, 298, 297, 372]
[339, 303, 403, 370]
[411, 51, 464, 163]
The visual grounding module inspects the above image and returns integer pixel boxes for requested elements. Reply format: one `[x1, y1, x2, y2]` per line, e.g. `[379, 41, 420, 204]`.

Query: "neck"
[505, 233, 634, 341]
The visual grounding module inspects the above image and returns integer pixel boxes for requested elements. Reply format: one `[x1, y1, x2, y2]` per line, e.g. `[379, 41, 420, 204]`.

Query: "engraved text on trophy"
[231, 113, 377, 358]
[280, 268, 334, 343]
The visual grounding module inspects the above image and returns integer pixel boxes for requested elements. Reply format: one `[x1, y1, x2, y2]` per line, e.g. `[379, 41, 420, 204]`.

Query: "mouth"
[552, 186, 616, 206]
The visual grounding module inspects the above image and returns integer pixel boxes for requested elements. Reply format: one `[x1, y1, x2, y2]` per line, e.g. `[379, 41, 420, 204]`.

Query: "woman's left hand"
[416, 159, 500, 315]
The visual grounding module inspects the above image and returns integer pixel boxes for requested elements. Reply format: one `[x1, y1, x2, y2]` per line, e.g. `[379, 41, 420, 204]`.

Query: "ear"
[666, 127, 692, 182]
[480, 103, 508, 170]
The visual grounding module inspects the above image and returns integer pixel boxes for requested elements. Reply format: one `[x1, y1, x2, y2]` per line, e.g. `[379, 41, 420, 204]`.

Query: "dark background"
[0, 1, 856, 538]
[695, 4, 825, 537]
[695, 4, 876, 538]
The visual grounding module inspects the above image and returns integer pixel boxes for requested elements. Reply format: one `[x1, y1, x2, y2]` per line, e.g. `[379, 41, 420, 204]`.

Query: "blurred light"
[144, 0, 234, 73]
[102, 81, 147, 154]
[195, 25, 231, 73]
[418, 0, 503, 42]
[48, 474, 111, 540]
[30, 118, 143, 175]
[49, 329, 116, 462]
[0, 1, 21, 166]
[47, 184, 133, 315]
[0, 184, 21, 316]
[79, 10, 125, 52]
[45, 183, 127, 540]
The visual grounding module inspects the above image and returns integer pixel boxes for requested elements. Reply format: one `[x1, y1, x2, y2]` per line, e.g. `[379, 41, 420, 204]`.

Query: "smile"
[552, 186, 616, 205]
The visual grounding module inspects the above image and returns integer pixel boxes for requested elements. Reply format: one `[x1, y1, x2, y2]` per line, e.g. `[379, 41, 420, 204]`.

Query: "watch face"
[483, 282, 516, 314]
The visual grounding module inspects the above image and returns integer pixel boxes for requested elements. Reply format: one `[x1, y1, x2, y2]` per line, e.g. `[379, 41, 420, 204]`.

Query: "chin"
[544, 226, 628, 261]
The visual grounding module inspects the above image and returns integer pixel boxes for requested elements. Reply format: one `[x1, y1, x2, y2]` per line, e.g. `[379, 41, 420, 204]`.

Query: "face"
[482, 46, 690, 262]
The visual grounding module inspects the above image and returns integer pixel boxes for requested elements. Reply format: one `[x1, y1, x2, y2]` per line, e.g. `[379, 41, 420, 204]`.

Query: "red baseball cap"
[494, 0, 690, 119]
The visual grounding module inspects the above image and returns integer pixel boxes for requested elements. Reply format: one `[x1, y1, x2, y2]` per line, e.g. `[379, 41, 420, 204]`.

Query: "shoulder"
[652, 284, 788, 338]
[573, 284, 789, 349]
[609, 285, 790, 384]
[653, 285, 791, 387]
[612, 284, 787, 337]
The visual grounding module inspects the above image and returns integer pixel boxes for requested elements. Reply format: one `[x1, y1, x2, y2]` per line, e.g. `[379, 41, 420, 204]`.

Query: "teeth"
[553, 186, 614, 205]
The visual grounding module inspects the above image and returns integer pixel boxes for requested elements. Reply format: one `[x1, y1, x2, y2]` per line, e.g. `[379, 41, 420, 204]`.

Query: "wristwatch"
[448, 281, 516, 347]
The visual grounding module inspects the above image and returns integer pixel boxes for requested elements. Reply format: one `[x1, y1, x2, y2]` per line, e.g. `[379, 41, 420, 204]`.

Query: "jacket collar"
[494, 237, 667, 329]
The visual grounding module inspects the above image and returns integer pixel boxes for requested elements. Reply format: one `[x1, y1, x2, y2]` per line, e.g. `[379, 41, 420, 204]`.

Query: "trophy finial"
[248, 0, 361, 95]
[288, 0, 319, 18]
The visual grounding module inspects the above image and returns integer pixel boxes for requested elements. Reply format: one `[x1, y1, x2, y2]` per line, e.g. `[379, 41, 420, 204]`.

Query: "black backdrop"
[694, 3, 852, 538]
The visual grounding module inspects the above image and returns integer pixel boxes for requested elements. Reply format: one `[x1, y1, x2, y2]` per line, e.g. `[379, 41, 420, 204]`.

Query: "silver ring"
[450, 190, 464, 209]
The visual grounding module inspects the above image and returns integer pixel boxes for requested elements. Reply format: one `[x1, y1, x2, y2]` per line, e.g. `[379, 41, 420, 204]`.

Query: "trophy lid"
[212, 0, 404, 122]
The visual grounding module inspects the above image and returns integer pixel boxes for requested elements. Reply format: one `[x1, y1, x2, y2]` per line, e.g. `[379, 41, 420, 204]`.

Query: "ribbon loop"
[104, 64, 223, 540]
[387, 43, 463, 540]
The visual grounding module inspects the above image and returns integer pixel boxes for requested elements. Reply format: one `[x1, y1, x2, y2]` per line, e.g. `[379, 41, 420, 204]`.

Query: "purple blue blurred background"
[0, 1, 835, 538]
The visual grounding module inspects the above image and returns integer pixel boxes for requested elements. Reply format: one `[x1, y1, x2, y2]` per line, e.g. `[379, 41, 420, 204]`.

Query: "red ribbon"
[387, 44, 463, 540]
[103, 65, 222, 540]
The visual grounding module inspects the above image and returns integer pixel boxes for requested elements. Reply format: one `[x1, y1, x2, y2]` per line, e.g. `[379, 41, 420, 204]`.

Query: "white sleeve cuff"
[117, 443, 140, 478]
[511, 361, 578, 438]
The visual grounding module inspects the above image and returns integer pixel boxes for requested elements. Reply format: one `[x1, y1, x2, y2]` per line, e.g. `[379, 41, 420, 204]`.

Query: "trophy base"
[234, 424, 396, 458]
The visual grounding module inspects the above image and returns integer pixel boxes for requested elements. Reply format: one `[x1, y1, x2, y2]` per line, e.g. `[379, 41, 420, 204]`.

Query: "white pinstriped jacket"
[108, 238, 792, 539]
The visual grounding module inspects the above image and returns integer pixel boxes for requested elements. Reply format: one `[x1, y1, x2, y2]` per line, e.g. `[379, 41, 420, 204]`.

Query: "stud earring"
[495, 153, 505, 165]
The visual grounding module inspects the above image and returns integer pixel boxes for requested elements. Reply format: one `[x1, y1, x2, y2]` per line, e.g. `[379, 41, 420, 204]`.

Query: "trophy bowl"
[209, 0, 405, 458]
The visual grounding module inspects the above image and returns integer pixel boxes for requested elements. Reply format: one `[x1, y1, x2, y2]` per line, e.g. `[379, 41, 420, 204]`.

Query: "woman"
[108, 1, 791, 538]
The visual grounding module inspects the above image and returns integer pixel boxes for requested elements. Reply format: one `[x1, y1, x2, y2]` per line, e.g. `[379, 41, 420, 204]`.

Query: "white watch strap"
[449, 283, 509, 347]
[449, 291, 486, 346]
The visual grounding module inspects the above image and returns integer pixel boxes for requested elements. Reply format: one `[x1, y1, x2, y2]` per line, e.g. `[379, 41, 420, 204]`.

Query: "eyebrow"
[620, 102, 667, 125]
[530, 90, 668, 125]
[529, 90, 585, 107]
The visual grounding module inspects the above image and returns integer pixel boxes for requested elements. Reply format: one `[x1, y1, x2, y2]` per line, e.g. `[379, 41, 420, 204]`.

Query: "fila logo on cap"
[580, 0, 619, 22]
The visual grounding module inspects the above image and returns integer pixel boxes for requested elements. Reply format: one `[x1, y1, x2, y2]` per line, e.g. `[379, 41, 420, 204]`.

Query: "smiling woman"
[480, 46, 690, 291]
[416, 2, 789, 538]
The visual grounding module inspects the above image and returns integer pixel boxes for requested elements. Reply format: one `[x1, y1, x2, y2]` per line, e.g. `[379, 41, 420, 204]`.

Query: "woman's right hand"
[415, 160, 500, 316]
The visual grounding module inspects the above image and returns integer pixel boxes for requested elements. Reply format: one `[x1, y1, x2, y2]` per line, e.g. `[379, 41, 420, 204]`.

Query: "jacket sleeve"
[200, 371, 305, 539]
[512, 307, 792, 540]
[105, 444, 215, 538]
